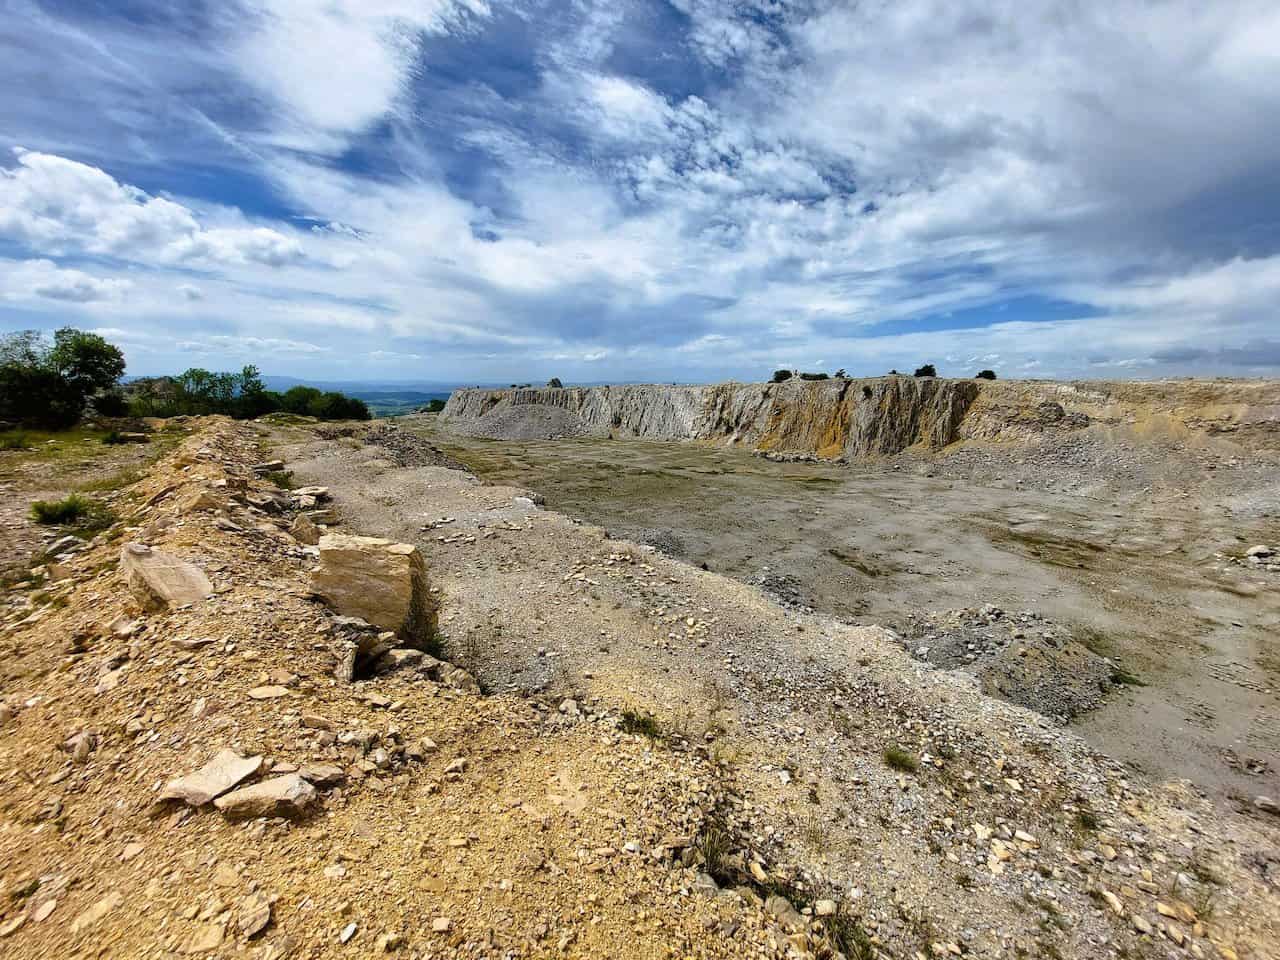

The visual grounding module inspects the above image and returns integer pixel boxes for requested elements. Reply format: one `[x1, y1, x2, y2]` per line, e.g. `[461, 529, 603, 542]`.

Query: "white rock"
[120, 543, 214, 611]
[213, 774, 317, 819]
[161, 749, 264, 807]
[310, 535, 436, 645]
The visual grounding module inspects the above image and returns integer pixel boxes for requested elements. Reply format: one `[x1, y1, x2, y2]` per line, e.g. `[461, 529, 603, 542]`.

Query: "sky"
[2, 0, 1279, 383]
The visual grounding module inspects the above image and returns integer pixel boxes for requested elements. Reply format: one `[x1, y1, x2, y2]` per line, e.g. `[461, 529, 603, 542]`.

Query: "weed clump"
[883, 745, 919, 773]
[0, 431, 31, 451]
[619, 708, 663, 740]
[30, 494, 115, 532]
[1110, 667, 1146, 687]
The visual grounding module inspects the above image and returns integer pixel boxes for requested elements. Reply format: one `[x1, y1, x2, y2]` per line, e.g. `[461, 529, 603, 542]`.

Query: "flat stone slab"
[214, 774, 317, 819]
[121, 543, 214, 611]
[161, 749, 264, 807]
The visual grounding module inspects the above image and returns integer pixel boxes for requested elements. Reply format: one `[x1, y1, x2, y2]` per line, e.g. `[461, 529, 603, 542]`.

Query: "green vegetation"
[1074, 809, 1100, 832]
[771, 369, 793, 382]
[883, 745, 919, 772]
[913, 363, 937, 377]
[1, 328, 126, 428]
[30, 493, 113, 530]
[798, 371, 830, 380]
[1110, 666, 1147, 687]
[263, 469, 295, 488]
[101, 429, 127, 445]
[547, 377, 564, 388]
[0, 431, 31, 451]
[619, 708, 664, 739]
[976, 369, 997, 380]
[126, 367, 370, 421]
[423, 398, 447, 413]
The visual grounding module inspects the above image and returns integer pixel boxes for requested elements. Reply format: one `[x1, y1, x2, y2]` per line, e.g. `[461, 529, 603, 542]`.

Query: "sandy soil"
[404, 419, 1280, 804]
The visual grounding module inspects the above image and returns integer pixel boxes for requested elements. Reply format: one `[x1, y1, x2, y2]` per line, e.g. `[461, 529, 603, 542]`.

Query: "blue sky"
[3, 0, 1280, 382]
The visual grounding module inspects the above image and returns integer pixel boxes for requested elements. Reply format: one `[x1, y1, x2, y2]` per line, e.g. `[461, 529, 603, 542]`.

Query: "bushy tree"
[771, 369, 793, 383]
[976, 369, 997, 380]
[913, 364, 937, 377]
[547, 377, 564, 388]
[834, 368, 847, 379]
[0, 327, 125, 427]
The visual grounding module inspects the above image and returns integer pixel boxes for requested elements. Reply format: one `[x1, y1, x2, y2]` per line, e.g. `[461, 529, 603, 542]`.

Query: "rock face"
[120, 543, 214, 611]
[440, 377, 980, 458]
[310, 535, 437, 645]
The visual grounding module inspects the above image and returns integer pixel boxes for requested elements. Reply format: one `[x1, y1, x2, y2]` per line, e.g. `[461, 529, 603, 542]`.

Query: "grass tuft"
[30, 493, 115, 532]
[619, 708, 664, 740]
[1110, 667, 1146, 687]
[0, 431, 31, 451]
[883, 745, 919, 773]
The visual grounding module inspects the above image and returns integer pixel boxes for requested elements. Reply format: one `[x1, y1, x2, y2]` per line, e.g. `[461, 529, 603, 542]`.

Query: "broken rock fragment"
[121, 543, 214, 611]
[161, 749, 264, 807]
[310, 535, 437, 645]
[213, 774, 317, 819]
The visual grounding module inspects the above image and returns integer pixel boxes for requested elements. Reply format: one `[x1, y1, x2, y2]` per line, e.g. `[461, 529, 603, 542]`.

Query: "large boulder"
[310, 535, 437, 646]
[121, 543, 214, 611]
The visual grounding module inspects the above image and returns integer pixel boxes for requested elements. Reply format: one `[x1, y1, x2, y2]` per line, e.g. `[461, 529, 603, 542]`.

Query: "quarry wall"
[441, 377, 979, 458]
[441, 376, 1280, 460]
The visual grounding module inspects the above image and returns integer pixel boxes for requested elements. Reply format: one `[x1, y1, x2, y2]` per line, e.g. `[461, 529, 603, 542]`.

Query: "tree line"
[0, 327, 369, 428]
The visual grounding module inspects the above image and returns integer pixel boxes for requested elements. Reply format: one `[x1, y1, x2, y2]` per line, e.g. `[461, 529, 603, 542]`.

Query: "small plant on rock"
[883, 745, 919, 773]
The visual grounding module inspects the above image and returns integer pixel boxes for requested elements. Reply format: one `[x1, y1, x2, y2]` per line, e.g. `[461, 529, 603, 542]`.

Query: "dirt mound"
[448, 400, 587, 440]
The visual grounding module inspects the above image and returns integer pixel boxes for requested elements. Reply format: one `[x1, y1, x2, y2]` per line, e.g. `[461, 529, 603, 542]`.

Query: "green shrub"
[30, 494, 115, 531]
[798, 372, 830, 380]
[771, 369, 793, 383]
[619, 708, 663, 739]
[913, 364, 937, 377]
[101, 429, 127, 445]
[1, 328, 126, 428]
[31, 494, 93, 524]
[883, 745, 919, 772]
[92, 391, 129, 416]
[976, 369, 997, 380]
[0, 432, 31, 451]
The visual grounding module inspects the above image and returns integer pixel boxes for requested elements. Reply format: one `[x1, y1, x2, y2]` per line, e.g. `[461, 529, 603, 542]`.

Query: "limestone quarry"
[1, 377, 1279, 960]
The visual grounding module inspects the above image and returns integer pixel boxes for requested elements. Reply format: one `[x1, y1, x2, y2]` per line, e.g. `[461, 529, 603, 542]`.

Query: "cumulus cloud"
[1, 258, 132, 303]
[0, 149, 304, 268]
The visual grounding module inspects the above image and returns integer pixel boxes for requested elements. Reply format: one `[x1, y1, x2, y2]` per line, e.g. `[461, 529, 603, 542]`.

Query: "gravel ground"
[267, 420, 1280, 959]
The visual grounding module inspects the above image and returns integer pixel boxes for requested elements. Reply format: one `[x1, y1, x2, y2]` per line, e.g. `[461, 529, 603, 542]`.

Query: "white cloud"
[0, 149, 304, 267]
[1, 258, 132, 303]
[233, 0, 492, 149]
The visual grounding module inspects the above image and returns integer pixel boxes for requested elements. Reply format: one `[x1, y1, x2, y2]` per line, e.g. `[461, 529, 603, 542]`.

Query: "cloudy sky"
[2, 0, 1279, 383]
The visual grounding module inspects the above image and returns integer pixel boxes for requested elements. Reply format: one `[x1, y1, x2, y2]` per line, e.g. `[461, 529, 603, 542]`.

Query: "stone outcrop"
[120, 543, 214, 611]
[441, 377, 980, 459]
[309, 535, 436, 646]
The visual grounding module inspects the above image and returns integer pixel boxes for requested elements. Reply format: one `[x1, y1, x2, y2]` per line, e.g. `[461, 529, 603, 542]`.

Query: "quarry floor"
[407, 418, 1280, 804]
